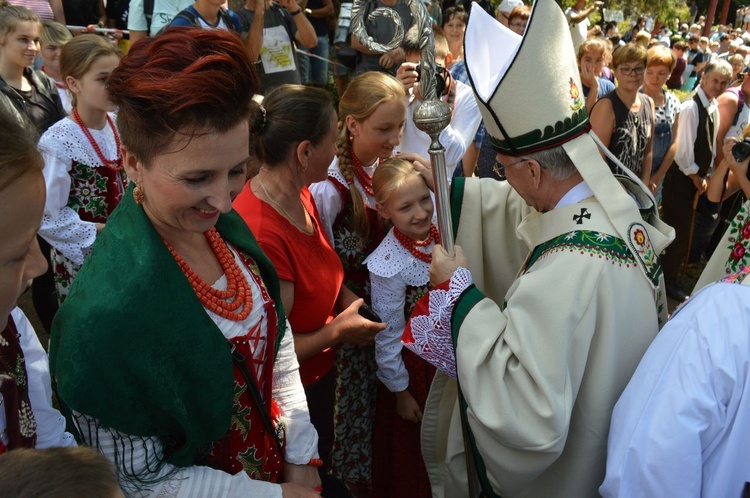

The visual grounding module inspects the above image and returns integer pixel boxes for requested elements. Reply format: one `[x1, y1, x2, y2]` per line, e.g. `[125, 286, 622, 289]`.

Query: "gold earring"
[133, 183, 145, 204]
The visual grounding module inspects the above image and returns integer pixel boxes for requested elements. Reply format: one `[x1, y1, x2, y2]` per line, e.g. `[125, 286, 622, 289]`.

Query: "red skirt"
[371, 349, 435, 497]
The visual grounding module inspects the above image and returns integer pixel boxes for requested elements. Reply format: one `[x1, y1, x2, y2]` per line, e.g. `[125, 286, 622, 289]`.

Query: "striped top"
[8, 0, 53, 20]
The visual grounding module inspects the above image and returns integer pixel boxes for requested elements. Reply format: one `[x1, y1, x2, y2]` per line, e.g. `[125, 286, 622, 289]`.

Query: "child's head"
[373, 158, 433, 240]
[60, 34, 122, 109]
[0, 0, 40, 67]
[403, 25, 449, 66]
[39, 21, 72, 74]
[0, 446, 124, 497]
[577, 37, 612, 75]
[634, 30, 651, 48]
[337, 71, 405, 237]
[0, 104, 47, 329]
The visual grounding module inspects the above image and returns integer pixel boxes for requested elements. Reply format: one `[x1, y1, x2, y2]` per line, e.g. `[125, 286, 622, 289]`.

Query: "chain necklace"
[393, 224, 440, 263]
[256, 177, 315, 235]
[72, 108, 123, 171]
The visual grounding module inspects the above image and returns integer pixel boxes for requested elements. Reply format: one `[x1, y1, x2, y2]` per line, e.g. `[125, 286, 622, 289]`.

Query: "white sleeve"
[309, 179, 342, 245]
[273, 321, 319, 465]
[72, 412, 283, 498]
[9, 308, 76, 449]
[370, 272, 409, 393]
[38, 150, 97, 265]
[600, 284, 741, 498]
[674, 100, 701, 176]
[439, 84, 482, 170]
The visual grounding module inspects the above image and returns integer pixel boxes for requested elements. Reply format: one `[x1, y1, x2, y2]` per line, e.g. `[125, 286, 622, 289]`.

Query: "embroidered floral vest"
[199, 252, 285, 482]
[67, 161, 125, 223]
[329, 175, 387, 302]
[0, 316, 37, 453]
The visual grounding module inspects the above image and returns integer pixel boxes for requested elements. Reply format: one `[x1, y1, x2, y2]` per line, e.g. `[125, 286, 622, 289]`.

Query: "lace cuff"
[402, 267, 473, 381]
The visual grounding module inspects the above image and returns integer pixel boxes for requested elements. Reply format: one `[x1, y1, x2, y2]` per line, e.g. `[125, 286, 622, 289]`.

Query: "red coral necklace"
[350, 150, 379, 197]
[393, 224, 440, 263]
[164, 228, 253, 321]
[72, 108, 123, 171]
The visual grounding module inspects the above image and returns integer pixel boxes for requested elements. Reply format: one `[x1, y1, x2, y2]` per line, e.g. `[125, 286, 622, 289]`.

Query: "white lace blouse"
[364, 228, 433, 393]
[37, 115, 120, 265]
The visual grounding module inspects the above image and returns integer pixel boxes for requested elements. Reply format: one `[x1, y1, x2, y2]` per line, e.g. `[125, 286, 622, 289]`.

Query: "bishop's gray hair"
[520, 145, 577, 181]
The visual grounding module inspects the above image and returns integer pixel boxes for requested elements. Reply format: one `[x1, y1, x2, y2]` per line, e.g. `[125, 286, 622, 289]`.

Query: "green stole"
[49, 183, 286, 467]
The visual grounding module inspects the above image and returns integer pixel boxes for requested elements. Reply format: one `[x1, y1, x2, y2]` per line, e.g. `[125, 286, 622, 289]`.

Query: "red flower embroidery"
[634, 229, 646, 246]
[731, 242, 746, 261]
[742, 222, 750, 240]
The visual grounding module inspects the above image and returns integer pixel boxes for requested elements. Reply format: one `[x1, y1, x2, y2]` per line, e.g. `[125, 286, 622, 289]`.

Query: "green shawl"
[49, 183, 286, 466]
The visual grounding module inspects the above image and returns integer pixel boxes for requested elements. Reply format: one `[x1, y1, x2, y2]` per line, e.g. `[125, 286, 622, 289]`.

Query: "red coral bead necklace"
[393, 224, 440, 263]
[350, 149, 380, 197]
[164, 228, 253, 321]
[72, 108, 123, 171]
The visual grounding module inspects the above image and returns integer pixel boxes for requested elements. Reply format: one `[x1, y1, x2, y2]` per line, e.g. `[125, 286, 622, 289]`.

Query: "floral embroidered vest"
[329, 176, 387, 303]
[67, 161, 125, 223]
[0, 316, 37, 453]
[199, 252, 285, 482]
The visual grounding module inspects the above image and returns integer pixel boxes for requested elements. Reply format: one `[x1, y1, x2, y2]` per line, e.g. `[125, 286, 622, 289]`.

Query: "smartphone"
[358, 303, 382, 323]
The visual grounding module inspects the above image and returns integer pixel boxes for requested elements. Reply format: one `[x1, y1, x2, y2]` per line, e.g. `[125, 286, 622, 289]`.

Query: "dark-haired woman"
[442, 5, 466, 67]
[50, 29, 322, 498]
[234, 85, 383, 493]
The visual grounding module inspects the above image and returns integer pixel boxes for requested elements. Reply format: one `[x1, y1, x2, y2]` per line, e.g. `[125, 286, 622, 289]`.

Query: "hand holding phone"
[358, 303, 382, 323]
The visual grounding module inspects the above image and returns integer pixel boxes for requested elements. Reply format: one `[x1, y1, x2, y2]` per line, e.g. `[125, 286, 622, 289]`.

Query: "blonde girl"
[39, 20, 72, 113]
[37, 34, 124, 303]
[366, 157, 436, 498]
[309, 70, 406, 491]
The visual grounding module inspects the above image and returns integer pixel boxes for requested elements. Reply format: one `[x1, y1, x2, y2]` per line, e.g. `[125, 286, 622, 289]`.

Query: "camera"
[414, 64, 447, 96]
[732, 139, 750, 163]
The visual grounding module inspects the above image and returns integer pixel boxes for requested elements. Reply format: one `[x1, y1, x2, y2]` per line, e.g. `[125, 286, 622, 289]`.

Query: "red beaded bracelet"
[307, 458, 324, 467]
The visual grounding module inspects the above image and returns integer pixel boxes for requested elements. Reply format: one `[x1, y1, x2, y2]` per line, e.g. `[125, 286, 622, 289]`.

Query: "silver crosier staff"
[349, 2, 480, 497]
[349, 0, 454, 257]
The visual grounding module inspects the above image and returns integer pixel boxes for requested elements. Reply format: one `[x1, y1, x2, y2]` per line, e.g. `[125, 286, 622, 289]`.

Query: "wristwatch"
[305, 8, 312, 15]
[290, 8, 302, 15]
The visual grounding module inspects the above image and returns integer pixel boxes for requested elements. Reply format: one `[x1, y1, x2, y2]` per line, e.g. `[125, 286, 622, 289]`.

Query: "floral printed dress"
[38, 115, 125, 303]
[310, 160, 387, 484]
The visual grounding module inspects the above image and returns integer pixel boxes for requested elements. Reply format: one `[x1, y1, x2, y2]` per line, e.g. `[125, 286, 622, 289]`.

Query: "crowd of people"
[3, 0, 750, 496]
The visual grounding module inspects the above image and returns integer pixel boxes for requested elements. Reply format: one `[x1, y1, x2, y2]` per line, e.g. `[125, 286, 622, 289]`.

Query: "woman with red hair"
[50, 28, 323, 498]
